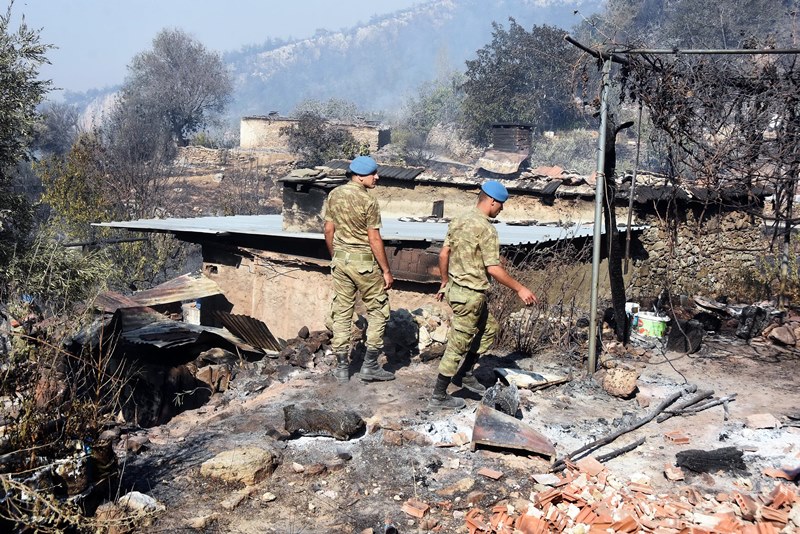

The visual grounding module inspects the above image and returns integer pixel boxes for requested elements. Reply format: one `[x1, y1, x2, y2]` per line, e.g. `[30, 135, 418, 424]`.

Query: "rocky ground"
[107, 330, 799, 533]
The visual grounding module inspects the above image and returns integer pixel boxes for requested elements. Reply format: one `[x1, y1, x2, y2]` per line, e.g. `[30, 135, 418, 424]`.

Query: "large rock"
[768, 325, 796, 346]
[200, 447, 279, 486]
[597, 367, 639, 398]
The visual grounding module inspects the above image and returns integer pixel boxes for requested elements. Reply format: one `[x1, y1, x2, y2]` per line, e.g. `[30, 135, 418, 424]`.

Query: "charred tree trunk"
[603, 116, 634, 342]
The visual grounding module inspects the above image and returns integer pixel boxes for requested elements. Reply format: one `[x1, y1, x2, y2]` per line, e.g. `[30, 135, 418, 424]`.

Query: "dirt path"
[119, 336, 799, 533]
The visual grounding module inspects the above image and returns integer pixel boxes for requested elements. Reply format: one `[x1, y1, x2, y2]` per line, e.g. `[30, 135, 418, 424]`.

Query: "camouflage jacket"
[323, 181, 382, 254]
[443, 208, 500, 291]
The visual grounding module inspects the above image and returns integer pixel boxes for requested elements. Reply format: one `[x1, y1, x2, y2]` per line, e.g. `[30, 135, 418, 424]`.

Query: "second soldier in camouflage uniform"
[323, 156, 395, 383]
[430, 180, 538, 409]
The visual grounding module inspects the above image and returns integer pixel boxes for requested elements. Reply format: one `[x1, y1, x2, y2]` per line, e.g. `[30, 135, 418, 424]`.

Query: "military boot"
[451, 351, 486, 394]
[451, 371, 486, 395]
[428, 374, 466, 410]
[333, 351, 350, 383]
[357, 349, 395, 382]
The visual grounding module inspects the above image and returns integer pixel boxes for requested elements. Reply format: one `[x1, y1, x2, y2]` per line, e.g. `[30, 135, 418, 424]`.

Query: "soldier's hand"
[383, 271, 394, 290]
[517, 287, 538, 306]
[436, 286, 446, 302]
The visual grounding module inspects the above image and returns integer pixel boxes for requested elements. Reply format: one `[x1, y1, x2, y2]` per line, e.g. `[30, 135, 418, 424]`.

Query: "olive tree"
[0, 4, 52, 273]
[122, 28, 233, 146]
[461, 19, 582, 145]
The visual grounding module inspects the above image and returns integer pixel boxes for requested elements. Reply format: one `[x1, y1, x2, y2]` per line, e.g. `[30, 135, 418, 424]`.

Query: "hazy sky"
[11, 0, 422, 96]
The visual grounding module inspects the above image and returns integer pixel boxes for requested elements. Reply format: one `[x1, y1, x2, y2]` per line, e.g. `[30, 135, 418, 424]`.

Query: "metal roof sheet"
[94, 215, 645, 247]
[130, 273, 222, 307]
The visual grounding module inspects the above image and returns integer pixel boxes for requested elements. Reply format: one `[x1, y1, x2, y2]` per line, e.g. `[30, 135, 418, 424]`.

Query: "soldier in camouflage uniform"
[323, 156, 395, 383]
[430, 181, 538, 409]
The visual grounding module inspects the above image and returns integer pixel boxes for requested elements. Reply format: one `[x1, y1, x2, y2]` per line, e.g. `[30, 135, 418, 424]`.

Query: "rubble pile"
[452, 460, 800, 534]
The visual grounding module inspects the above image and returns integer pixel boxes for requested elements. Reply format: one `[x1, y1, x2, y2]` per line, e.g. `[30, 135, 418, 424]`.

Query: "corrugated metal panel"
[94, 292, 141, 313]
[477, 150, 529, 175]
[213, 311, 281, 352]
[121, 318, 259, 352]
[116, 306, 170, 332]
[131, 273, 222, 306]
[94, 214, 646, 247]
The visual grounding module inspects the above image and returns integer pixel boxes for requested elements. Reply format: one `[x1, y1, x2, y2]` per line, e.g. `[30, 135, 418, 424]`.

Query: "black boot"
[452, 371, 486, 395]
[357, 348, 395, 382]
[428, 374, 466, 410]
[451, 351, 486, 394]
[333, 351, 350, 383]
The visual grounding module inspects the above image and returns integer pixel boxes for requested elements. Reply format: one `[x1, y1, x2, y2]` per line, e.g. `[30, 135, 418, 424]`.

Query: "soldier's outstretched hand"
[517, 287, 538, 306]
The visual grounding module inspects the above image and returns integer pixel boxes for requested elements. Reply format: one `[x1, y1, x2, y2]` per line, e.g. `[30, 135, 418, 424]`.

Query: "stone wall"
[239, 117, 387, 152]
[176, 146, 293, 168]
[630, 205, 761, 298]
[201, 249, 447, 340]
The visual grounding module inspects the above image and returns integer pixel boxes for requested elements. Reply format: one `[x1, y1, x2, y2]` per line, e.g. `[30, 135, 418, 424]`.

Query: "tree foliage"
[34, 101, 80, 156]
[461, 19, 582, 144]
[402, 72, 465, 138]
[292, 98, 364, 122]
[578, 0, 795, 49]
[0, 3, 52, 275]
[37, 133, 110, 239]
[280, 111, 369, 167]
[122, 28, 233, 146]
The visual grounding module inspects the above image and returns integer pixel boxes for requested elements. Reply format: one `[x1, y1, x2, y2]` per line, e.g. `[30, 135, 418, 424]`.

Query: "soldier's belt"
[333, 251, 375, 262]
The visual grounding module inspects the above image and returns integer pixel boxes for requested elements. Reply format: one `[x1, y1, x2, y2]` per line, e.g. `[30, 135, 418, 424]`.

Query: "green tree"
[37, 133, 110, 239]
[0, 3, 52, 274]
[461, 19, 582, 145]
[280, 111, 369, 167]
[122, 28, 233, 146]
[402, 72, 465, 138]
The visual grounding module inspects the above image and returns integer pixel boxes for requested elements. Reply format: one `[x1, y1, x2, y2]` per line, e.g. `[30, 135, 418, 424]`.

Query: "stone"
[221, 490, 249, 511]
[117, 491, 165, 514]
[185, 513, 219, 529]
[304, 463, 327, 477]
[436, 477, 475, 496]
[383, 430, 404, 446]
[298, 325, 310, 339]
[261, 492, 277, 502]
[126, 435, 150, 454]
[200, 447, 278, 486]
[430, 324, 449, 344]
[745, 413, 781, 429]
[768, 325, 796, 346]
[598, 367, 639, 398]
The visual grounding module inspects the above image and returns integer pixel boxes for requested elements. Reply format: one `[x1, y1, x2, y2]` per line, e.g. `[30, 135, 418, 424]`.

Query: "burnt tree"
[602, 115, 635, 342]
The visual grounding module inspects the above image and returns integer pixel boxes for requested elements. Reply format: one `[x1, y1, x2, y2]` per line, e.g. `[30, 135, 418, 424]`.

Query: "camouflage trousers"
[438, 282, 498, 377]
[330, 255, 390, 354]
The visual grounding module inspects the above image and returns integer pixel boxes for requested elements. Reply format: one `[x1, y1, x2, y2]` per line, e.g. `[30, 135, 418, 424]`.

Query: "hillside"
[224, 0, 601, 117]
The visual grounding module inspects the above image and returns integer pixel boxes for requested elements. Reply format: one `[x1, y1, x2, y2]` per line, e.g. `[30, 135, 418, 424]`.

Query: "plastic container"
[637, 311, 669, 337]
[625, 302, 640, 329]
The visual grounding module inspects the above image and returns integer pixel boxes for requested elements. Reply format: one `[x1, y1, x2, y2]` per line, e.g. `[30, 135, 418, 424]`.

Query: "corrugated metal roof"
[212, 311, 281, 352]
[94, 214, 646, 247]
[131, 273, 222, 306]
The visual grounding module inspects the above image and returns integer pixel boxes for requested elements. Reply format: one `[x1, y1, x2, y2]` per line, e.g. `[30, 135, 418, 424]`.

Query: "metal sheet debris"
[471, 403, 556, 459]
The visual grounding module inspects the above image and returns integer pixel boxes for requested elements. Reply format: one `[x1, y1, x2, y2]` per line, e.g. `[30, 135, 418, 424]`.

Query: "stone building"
[239, 115, 391, 153]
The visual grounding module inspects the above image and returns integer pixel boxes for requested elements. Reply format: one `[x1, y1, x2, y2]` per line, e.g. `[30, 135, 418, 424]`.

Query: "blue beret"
[481, 180, 509, 202]
[349, 156, 378, 176]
